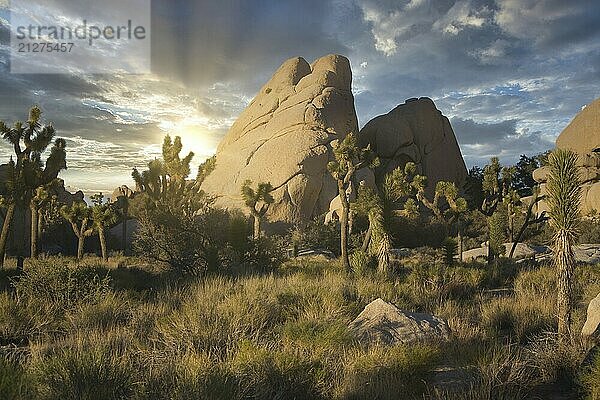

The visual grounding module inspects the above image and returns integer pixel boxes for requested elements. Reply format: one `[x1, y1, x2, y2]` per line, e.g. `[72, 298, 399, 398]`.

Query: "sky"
[0, 0, 599, 195]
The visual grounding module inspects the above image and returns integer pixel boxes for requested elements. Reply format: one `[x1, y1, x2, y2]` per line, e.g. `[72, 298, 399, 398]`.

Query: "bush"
[481, 297, 554, 343]
[291, 219, 340, 256]
[336, 344, 439, 399]
[30, 333, 136, 400]
[350, 250, 376, 276]
[231, 341, 325, 400]
[0, 358, 32, 400]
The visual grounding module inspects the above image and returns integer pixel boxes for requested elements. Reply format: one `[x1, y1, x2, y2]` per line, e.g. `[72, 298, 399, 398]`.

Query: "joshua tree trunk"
[122, 207, 128, 255]
[457, 230, 463, 262]
[30, 203, 38, 259]
[361, 219, 373, 252]
[338, 180, 350, 271]
[77, 234, 85, 260]
[37, 212, 43, 239]
[508, 202, 514, 243]
[98, 228, 108, 261]
[0, 203, 15, 267]
[556, 231, 575, 338]
[252, 213, 261, 240]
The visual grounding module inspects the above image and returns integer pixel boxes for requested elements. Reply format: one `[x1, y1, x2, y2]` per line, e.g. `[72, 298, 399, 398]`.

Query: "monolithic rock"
[359, 98, 467, 196]
[556, 98, 600, 155]
[533, 97, 600, 215]
[201, 54, 359, 224]
[349, 298, 451, 345]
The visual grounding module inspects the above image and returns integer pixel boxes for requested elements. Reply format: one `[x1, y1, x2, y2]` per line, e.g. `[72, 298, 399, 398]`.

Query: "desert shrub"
[349, 250, 376, 276]
[14, 261, 111, 309]
[282, 319, 353, 350]
[336, 344, 439, 399]
[514, 266, 555, 299]
[0, 292, 33, 346]
[435, 346, 537, 400]
[133, 204, 234, 275]
[291, 219, 340, 256]
[66, 292, 132, 332]
[580, 347, 600, 400]
[279, 257, 342, 277]
[402, 264, 485, 310]
[30, 332, 137, 400]
[527, 333, 585, 389]
[481, 297, 554, 343]
[231, 341, 325, 400]
[168, 353, 237, 400]
[240, 235, 288, 273]
[578, 218, 600, 244]
[0, 358, 33, 400]
[483, 258, 520, 288]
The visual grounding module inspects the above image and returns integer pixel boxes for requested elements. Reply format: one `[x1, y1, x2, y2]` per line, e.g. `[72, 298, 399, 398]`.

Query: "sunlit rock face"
[533, 97, 600, 215]
[201, 55, 468, 226]
[359, 97, 467, 196]
[201, 54, 358, 225]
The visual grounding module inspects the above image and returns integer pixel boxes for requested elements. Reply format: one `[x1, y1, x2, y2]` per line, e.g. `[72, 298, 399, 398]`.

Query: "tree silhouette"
[546, 149, 581, 341]
[354, 163, 420, 273]
[0, 106, 67, 266]
[29, 186, 49, 258]
[90, 194, 117, 261]
[61, 202, 93, 260]
[328, 133, 378, 271]
[241, 180, 274, 240]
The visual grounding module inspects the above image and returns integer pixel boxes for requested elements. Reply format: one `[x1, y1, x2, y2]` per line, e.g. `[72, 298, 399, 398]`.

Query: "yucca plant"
[61, 202, 93, 260]
[241, 180, 274, 240]
[546, 149, 581, 340]
[353, 163, 420, 274]
[328, 132, 378, 271]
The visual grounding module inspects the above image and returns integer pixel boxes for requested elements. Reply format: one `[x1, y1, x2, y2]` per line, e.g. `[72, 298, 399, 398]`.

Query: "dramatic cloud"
[0, 0, 598, 193]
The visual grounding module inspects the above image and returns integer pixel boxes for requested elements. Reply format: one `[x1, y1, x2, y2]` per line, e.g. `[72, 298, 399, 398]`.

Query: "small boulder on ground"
[348, 298, 451, 345]
[582, 292, 600, 340]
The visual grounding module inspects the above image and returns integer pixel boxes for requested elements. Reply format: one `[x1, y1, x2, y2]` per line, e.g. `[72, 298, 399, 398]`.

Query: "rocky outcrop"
[533, 97, 600, 214]
[583, 292, 600, 340]
[200, 56, 468, 225]
[359, 98, 467, 195]
[556, 98, 600, 155]
[201, 54, 358, 224]
[348, 298, 451, 345]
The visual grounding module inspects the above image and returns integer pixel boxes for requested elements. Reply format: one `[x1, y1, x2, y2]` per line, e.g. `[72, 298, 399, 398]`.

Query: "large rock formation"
[533, 97, 600, 214]
[556, 98, 600, 154]
[359, 98, 467, 195]
[201, 55, 468, 225]
[201, 54, 358, 224]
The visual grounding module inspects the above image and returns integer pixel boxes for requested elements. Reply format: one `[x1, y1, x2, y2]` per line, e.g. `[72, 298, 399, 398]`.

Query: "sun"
[158, 117, 218, 176]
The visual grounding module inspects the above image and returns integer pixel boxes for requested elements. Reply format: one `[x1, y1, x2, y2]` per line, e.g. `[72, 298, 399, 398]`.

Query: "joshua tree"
[29, 186, 49, 258]
[353, 163, 420, 274]
[508, 186, 548, 258]
[479, 157, 518, 262]
[0, 106, 67, 266]
[328, 133, 378, 271]
[546, 149, 581, 341]
[90, 195, 117, 261]
[415, 179, 468, 259]
[61, 202, 93, 260]
[132, 135, 205, 218]
[241, 180, 274, 240]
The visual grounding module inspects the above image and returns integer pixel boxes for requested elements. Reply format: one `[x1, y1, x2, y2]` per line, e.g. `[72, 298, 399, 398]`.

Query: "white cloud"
[434, 1, 492, 36]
